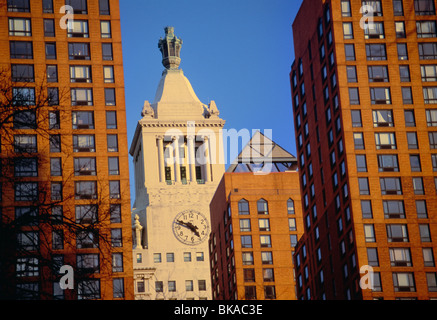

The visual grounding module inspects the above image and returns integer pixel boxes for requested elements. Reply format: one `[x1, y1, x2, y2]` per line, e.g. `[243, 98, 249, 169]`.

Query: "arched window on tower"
[238, 199, 249, 215]
[257, 199, 268, 215]
[287, 199, 295, 215]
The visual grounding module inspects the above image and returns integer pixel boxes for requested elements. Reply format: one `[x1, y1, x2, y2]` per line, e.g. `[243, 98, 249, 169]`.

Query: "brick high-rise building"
[0, 0, 133, 299]
[291, 0, 437, 300]
[209, 132, 303, 300]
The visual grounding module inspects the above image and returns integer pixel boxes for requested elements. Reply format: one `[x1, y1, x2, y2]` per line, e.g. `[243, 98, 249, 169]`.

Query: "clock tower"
[129, 27, 225, 300]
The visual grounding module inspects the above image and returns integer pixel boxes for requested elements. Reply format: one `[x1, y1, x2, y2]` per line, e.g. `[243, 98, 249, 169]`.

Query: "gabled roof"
[227, 131, 298, 173]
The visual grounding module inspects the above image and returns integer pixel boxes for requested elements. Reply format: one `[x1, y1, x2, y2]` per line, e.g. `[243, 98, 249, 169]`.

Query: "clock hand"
[176, 220, 200, 237]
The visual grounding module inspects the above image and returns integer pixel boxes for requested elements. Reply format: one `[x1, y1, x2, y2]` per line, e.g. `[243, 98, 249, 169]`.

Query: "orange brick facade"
[209, 172, 303, 300]
[0, 0, 133, 299]
[292, 0, 437, 300]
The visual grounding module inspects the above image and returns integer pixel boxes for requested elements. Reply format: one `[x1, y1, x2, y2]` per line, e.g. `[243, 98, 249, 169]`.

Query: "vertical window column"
[203, 136, 212, 183]
[172, 136, 181, 183]
[157, 136, 165, 183]
[188, 135, 196, 183]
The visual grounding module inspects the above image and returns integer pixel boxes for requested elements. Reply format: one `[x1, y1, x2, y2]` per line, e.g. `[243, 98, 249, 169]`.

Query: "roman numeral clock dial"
[172, 210, 210, 245]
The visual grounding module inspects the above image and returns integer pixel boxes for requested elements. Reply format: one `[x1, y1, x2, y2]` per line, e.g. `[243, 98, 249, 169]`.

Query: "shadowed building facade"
[291, 0, 437, 300]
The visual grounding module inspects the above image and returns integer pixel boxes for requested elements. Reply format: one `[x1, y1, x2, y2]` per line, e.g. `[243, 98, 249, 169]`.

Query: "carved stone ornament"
[141, 100, 155, 118]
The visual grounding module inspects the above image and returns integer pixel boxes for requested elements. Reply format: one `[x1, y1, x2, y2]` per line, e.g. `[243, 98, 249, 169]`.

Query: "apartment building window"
[70, 66, 92, 83]
[423, 248, 435, 267]
[420, 224, 432, 242]
[349, 88, 360, 105]
[45, 42, 56, 59]
[74, 158, 96, 176]
[240, 219, 251, 232]
[426, 109, 437, 126]
[9, 18, 31, 36]
[346, 66, 357, 82]
[15, 207, 38, 226]
[364, 22, 384, 39]
[78, 279, 100, 299]
[426, 274, 437, 292]
[358, 177, 370, 195]
[10, 41, 33, 59]
[414, 0, 435, 15]
[47, 65, 58, 83]
[378, 153, 398, 172]
[413, 177, 425, 195]
[257, 199, 268, 215]
[185, 280, 193, 292]
[393, 273, 415, 292]
[106, 111, 117, 129]
[72, 111, 94, 129]
[367, 248, 379, 267]
[43, 0, 53, 13]
[362, 0, 382, 16]
[410, 155, 422, 172]
[107, 134, 118, 152]
[343, 22, 353, 39]
[416, 200, 428, 218]
[66, 0, 87, 14]
[13, 110, 36, 129]
[241, 235, 252, 248]
[168, 281, 176, 292]
[103, 66, 114, 83]
[383, 200, 405, 218]
[407, 132, 418, 149]
[74, 181, 97, 200]
[49, 135, 61, 153]
[242, 252, 254, 265]
[364, 224, 376, 242]
[361, 200, 373, 218]
[110, 204, 121, 223]
[399, 65, 410, 82]
[366, 44, 386, 60]
[71, 88, 93, 106]
[429, 132, 437, 148]
[99, 0, 110, 15]
[341, 0, 351, 17]
[7, 0, 30, 12]
[11, 64, 34, 82]
[417, 21, 437, 38]
[109, 181, 120, 199]
[15, 182, 38, 202]
[77, 254, 99, 273]
[404, 110, 416, 127]
[12, 87, 35, 106]
[67, 20, 89, 38]
[344, 44, 355, 61]
[261, 252, 273, 265]
[372, 110, 393, 127]
[387, 224, 409, 242]
[375, 132, 396, 149]
[68, 43, 91, 60]
[16, 257, 39, 278]
[402, 87, 413, 104]
[111, 229, 122, 247]
[370, 87, 391, 104]
[14, 158, 37, 177]
[50, 158, 62, 176]
[356, 155, 367, 172]
[100, 21, 111, 38]
[368, 65, 389, 82]
[75, 205, 98, 224]
[419, 43, 437, 60]
[393, 0, 404, 15]
[264, 286, 276, 299]
[108, 157, 119, 175]
[245, 286, 257, 300]
[14, 134, 37, 153]
[102, 43, 113, 60]
[287, 199, 295, 214]
[260, 235, 272, 248]
[421, 65, 437, 81]
[380, 177, 402, 195]
[397, 43, 408, 60]
[353, 132, 365, 149]
[73, 135, 95, 152]
[43, 19, 55, 37]
[390, 248, 412, 267]
[113, 279, 124, 298]
[395, 22, 406, 38]
[105, 88, 116, 106]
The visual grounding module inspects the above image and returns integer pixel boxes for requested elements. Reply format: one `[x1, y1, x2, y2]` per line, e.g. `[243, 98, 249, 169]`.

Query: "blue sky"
[119, 0, 302, 196]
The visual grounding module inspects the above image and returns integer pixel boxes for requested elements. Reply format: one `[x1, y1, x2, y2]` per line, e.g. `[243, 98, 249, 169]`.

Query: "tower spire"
[158, 26, 183, 70]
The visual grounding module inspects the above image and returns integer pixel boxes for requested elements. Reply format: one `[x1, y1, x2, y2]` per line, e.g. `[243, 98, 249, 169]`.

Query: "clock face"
[172, 210, 210, 246]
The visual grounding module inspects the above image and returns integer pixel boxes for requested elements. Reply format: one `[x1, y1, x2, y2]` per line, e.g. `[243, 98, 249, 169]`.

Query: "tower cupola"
[158, 27, 183, 70]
